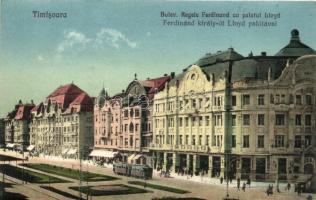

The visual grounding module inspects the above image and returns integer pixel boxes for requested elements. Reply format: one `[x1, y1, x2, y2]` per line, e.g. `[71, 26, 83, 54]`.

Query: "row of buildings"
[1, 29, 315, 182]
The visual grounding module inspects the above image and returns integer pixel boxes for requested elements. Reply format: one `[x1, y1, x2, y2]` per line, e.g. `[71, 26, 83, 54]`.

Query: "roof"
[46, 83, 85, 109]
[275, 29, 316, 57]
[195, 47, 244, 67]
[6, 103, 34, 121]
[47, 83, 84, 98]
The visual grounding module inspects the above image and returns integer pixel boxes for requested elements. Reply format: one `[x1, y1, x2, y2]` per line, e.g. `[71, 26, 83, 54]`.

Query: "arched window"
[129, 123, 134, 133]
[130, 109, 134, 117]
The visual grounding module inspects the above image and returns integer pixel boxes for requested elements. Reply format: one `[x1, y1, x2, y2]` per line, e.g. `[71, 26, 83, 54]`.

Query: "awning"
[27, 145, 35, 151]
[127, 154, 137, 163]
[133, 154, 144, 160]
[62, 148, 69, 154]
[6, 143, 17, 148]
[67, 149, 78, 155]
[296, 174, 312, 183]
[89, 149, 118, 158]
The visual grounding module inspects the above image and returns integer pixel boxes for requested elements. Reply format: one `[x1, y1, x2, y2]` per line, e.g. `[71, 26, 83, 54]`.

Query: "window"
[198, 116, 202, 126]
[179, 118, 183, 127]
[275, 135, 284, 147]
[275, 114, 285, 126]
[192, 99, 196, 108]
[185, 117, 189, 127]
[306, 95, 312, 105]
[243, 114, 250, 126]
[205, 116, 210, 126]
[243, 95, 250, 105]
[243, 135, 249, 148]
[199, 98, 203, 109]
[192, 135, 196, 145]
[305, 114, 311, 126]
[135, 109, 140, 117]
[294, 135, 301, 148]
[215, 115, 222, 126]
[296, 95, 302, 105]
[281, 94, 285, 104]
[232, 115, 236, 126]
[232, 96, 236, 106]
[192, 117, 196, 126]
[124, 110, 128, 117]
[185, 135, 189, 145]
[305, 135, 311, 147]
[258, 114, 265, 126]
[198, 135, 202, 145]
[231, 135, 236, 148]
[258, 94, 265, 105]
[258, 135, 264, 148]
[206, 135, 209, 145]
[179, 135, 183, 145]
[295, 114, 301, 126]
[212, 135, 216, 146]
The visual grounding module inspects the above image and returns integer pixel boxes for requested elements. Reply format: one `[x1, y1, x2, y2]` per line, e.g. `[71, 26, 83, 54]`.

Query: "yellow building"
[151, 29, 316, 182]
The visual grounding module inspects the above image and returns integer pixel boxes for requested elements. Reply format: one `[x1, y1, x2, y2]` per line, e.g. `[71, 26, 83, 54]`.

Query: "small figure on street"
[307, 194, 313, 200]
[237, 178, 240, 191]
[287, 182, 291, 191]
[266, 184, 271, 196]
[229, 176, 233, 184]
[276, 183, 280, 193]
[247, 178, 251, 188]
[297, 184, 302, 196]
[242, 182, 246, 192]
[220, 177, 224, 184]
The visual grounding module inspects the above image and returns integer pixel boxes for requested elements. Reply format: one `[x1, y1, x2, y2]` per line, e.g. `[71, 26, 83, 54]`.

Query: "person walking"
[220, 177, 224, 184]
[242, 182, 246, 192]
[247, 178, 251, 188]
[237, 178, 241, 190]
[287, 182, 291, 191]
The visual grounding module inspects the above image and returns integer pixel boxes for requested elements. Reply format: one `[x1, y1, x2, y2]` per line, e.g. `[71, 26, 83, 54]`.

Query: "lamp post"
[224, 154, 238, 199]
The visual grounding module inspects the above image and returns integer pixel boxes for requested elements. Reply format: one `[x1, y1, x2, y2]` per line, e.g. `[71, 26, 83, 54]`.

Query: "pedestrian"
[298, 184, 301, 196]
[287, 182, 291, 191]
[277, 183, 280, 193]
[220, 177, 224, 184]
[229, 176, 233, 184]
[247, 178, 251, 188]
[266, 185, 271, 196]
[242, 182, 246, 192]
[237, 178, 240, 191]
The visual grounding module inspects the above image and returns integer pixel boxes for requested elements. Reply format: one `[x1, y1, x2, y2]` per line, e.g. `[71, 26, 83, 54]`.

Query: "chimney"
[248, 51, 253, 57]
[261, 52, 267, 56]
[170, 72, 175, 79]
[164, 73, 168, 76]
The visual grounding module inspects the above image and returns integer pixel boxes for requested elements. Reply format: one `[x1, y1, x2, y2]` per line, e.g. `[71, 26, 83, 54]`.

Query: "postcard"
[0, 1, 316, 200]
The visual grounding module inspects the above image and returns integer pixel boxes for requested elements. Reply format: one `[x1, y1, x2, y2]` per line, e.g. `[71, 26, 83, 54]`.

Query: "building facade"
[0, 118, 5, 147]
[151, 29, 316, 181]
[4, 100, 35, 150]
[92, 75, 171, 164]
[29, 83, 94, 158]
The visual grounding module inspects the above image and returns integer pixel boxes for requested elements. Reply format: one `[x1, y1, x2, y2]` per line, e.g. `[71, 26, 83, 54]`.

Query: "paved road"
[1, 150, 315, 200]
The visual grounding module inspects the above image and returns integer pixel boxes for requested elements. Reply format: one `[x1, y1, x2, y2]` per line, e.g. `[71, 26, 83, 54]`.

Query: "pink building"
[91, 75, 171, 165]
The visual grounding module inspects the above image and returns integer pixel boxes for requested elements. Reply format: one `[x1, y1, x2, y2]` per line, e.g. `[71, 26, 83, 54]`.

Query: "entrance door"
[241, 158, 251, 179]
[256, 158, 266, 180]
[278, 158, 287, 180]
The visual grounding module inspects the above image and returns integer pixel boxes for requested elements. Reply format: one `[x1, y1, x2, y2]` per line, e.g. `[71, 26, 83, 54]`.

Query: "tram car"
[113, 162, 153, 179]
[131, 164, 153, 179]
[113, 162, 131, 175]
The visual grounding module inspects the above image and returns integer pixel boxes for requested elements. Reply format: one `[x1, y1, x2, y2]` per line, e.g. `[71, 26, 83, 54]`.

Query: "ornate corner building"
[92, 75, 171, 165]
[151, 29, 316, 181]
[29, 83, 94, 158]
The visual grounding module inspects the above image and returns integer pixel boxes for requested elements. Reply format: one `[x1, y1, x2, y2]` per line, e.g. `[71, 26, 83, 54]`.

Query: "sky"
[0, 0, 316, 117]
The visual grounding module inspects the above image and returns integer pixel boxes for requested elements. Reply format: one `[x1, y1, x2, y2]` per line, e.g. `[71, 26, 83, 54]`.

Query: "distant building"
[92, 75, 171, 165]
[0, 118, 5, 147]
[29, 83, 94, 158]
[4, 100, 35, 150]
[151, 29, 316, 181]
